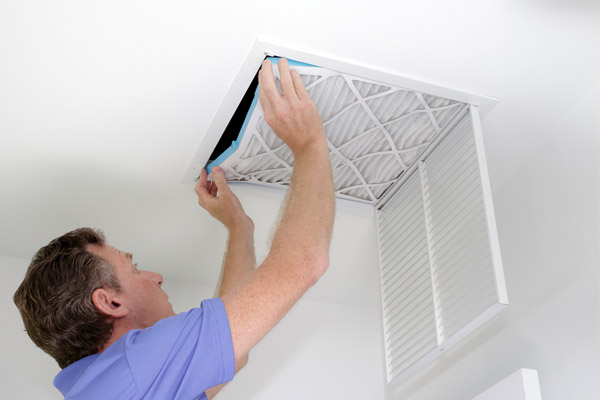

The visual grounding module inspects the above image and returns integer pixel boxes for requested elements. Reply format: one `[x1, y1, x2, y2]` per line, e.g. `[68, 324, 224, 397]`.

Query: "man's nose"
[146, 271, 164, 287]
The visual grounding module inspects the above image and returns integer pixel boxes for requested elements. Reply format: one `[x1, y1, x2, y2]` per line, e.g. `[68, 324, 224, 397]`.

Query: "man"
[13, 58, 335, 399]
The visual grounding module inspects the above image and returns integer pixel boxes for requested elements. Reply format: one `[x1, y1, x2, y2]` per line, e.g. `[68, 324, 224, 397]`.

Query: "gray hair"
[13, 228, 122, 368]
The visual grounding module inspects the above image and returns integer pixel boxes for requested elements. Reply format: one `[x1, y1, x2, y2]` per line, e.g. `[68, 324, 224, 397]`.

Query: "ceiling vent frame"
[183, 38, 507, 387]
[182, 37, 498, 184]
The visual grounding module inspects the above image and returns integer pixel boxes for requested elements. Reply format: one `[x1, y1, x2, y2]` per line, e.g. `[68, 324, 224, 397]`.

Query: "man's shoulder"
[54, 347, 136, 399]
[55, 299, 233, 399]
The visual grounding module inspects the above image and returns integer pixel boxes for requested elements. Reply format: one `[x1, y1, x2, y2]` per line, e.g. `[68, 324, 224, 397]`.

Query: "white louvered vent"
[376, 106, 507, 385]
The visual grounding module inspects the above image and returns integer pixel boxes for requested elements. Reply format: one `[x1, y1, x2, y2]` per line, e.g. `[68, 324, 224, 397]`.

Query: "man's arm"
[203, 58, 335, 368]
[195, 167, 254, 398]
[213, 214, 255, 298]
[195, 166, 256, 298]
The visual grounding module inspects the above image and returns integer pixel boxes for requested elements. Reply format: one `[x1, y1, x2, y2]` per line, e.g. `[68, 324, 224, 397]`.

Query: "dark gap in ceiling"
[207, 56, 275, 164]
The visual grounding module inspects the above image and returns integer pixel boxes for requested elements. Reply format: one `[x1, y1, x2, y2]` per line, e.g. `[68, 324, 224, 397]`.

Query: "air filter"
[205, 58, 468, 204]
[183, 38, 507, 387]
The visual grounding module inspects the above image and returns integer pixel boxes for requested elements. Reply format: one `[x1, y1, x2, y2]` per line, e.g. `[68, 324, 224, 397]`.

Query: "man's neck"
[98, 319, 135, 353]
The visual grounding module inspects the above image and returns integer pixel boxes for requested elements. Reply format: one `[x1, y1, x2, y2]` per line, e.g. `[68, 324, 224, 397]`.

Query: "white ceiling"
[1, 0, 598, 308]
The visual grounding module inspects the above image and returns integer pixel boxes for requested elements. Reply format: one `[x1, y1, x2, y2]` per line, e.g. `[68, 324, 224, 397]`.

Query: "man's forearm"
[215, 222, 255, 297]
[209, 225, 253, 398]
[270, 140, 335, 270]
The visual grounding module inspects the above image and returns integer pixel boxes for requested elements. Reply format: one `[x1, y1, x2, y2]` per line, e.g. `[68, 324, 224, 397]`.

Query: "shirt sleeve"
[124, 298, 236, 399]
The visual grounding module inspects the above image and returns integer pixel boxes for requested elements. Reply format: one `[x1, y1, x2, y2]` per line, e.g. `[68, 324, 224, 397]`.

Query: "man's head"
[13, 228, 175, 369]
[86, 242, 175, 334]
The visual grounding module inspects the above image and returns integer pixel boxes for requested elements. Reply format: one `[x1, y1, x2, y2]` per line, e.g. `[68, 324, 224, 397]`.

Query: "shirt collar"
[53, 353, 99, 396]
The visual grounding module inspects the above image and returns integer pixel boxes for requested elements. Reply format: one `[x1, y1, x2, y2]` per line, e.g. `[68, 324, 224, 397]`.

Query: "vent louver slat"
[377, 171, 438, 383]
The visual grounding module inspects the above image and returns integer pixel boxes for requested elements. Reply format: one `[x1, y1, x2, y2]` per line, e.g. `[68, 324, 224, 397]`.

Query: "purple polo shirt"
[54, 298, 235, 399]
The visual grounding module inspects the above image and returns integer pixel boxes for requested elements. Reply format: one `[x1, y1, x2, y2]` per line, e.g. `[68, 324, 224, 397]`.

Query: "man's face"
[88, 244, 176, 328]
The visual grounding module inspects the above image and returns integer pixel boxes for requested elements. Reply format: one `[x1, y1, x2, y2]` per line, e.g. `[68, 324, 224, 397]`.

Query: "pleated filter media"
[207, 59, 468, 204]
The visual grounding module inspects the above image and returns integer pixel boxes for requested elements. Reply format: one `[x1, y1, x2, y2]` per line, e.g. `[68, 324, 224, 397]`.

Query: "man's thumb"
[211, 167, 230, 193]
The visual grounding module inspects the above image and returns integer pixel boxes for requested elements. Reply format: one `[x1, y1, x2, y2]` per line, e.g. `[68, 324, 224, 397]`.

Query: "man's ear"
[92, 288, 129, 318]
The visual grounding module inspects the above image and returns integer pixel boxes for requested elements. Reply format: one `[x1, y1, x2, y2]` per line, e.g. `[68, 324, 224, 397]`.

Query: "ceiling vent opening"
[183, 38, 507, 386]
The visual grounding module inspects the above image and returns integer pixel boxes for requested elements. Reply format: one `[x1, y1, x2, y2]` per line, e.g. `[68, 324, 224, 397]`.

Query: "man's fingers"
[196, 167, 230, 199]
[209, 181, 218, 196]
[195, 169, 208, 195]
[277, 59, 297, 100]
[211, 167, 231, 194]
[259, 62, 278, 122]
[195, 169, 215, 208]
[290, 69, 310, 101]
[259, 59, 281, 101]
[258, 72, 272, 116]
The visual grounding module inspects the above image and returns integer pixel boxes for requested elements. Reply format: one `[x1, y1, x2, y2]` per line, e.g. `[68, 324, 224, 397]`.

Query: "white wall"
[386, 86, 599, 400]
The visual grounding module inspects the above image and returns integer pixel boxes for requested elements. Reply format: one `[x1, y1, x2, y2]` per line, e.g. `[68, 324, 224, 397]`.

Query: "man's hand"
[195, 167, 254, 232]
[258, 58, 326, 155]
